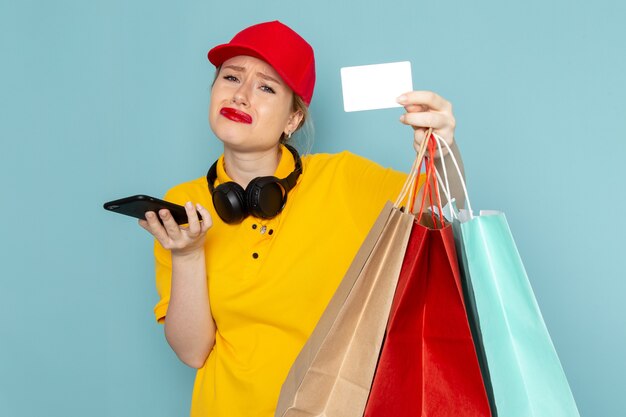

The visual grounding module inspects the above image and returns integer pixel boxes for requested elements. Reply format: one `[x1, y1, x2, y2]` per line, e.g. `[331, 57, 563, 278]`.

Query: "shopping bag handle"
[415, 136, 445, 228]
[394, 128, 432, 209]
[431, 133, 474, 219]
[395, 129, 446, 228]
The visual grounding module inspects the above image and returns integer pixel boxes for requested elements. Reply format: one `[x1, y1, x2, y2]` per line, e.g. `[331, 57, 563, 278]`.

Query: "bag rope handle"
[416, 135, 445, 228]
[431, 133, 474, 219]
[394, 128, 432, 208]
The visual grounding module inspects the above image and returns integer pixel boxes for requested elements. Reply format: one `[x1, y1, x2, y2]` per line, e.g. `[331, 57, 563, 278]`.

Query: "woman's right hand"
[139, 202, 213, 256]
[142, 201, 216, 368]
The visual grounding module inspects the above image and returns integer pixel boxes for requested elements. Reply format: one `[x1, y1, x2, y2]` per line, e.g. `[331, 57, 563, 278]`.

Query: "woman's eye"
[223, 75, 238, 82]
[261, 85, 276, 94]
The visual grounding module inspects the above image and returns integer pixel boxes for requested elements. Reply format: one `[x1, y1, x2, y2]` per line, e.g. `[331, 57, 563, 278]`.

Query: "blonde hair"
[281, 94, 314, 154]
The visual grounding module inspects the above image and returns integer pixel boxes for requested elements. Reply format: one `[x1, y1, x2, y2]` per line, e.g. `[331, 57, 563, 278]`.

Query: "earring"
[287, 131, 292, 139]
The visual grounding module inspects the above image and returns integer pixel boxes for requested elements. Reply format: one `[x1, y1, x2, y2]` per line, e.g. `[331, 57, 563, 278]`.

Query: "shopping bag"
[450, 203, 498, 416]
[364, 136, 492, 417]
[274, 204, 414, 417]
[435, 134, 580, 417]
[275, 132, 433, 417]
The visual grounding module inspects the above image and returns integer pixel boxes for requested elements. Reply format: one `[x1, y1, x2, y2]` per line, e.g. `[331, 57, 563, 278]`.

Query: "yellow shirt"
[154, 147, 409, 417]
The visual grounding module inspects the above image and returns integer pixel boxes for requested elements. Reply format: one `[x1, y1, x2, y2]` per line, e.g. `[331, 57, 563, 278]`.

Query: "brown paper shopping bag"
[274, 202, 414, 417]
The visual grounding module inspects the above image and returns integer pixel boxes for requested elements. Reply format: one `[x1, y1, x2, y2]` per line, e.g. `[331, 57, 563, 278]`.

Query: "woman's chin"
[212, 126, 248, 146]
[216, 134, 248, 149]
[214, 132, 282, 153]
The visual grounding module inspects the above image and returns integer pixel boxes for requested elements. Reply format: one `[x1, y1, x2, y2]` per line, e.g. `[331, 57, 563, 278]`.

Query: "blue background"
[1, 0, 624, 415]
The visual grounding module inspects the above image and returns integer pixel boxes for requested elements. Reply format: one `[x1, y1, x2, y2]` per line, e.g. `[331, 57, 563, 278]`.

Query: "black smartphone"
[103, 195, 200, 225]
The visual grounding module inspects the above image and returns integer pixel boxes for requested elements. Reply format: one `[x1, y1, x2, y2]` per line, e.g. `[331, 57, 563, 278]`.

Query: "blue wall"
[1, 0, 624, 415]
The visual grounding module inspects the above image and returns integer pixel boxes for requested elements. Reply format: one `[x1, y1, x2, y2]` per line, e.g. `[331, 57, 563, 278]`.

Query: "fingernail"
[196, 203, 203, 210]
[399, 114, 406, 122]
[186, 201, 193, 209]
[396, 95, 407, 104]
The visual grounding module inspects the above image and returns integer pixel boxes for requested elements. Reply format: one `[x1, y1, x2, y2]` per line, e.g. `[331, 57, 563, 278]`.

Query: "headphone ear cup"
[246, 177, 287, 219]
[212, 182, 248, 224]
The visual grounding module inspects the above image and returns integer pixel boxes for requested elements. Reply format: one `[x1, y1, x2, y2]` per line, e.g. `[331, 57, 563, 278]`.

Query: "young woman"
[139, 20, 461, 417]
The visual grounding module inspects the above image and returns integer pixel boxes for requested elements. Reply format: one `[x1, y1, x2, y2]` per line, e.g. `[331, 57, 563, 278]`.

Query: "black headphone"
[206, 144, 303, 224]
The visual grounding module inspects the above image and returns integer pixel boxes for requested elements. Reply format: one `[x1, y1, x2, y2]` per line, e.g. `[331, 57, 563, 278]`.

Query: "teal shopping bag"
[431, 133, 580, 417]
[457, 211, 580, 417]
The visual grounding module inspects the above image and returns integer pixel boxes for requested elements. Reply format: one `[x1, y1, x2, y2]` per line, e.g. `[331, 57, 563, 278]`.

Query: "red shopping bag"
[364, 136, 492, 417]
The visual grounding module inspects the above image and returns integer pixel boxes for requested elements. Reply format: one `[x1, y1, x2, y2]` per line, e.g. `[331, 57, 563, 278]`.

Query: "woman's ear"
[284, 110, 304, 136]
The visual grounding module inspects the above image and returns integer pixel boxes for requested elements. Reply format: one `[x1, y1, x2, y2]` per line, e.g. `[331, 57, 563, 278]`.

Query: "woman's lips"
[220, 107, 253, 124]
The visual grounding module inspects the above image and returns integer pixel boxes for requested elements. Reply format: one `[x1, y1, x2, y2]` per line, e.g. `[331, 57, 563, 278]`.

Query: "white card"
[340, 61, 413, 112]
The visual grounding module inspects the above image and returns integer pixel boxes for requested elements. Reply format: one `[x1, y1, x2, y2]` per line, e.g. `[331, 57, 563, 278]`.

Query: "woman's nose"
[232, 83, 250, 106]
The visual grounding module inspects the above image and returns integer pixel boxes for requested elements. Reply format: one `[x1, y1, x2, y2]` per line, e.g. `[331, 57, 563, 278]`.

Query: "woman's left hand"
[397, 91, 456, 155]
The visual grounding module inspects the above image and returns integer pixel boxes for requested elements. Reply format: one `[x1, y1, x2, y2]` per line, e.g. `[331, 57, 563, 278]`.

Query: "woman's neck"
[222, 145, 282, 189]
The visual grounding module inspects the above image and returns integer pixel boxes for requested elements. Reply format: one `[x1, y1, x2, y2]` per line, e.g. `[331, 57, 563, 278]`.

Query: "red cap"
[208, 21, 316, 105]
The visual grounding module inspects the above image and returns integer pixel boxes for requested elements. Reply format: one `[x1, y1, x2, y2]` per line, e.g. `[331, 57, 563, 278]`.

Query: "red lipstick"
[220, 107, 253, 124]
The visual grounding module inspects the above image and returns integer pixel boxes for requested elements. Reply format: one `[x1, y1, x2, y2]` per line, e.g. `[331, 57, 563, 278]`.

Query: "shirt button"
[252, 252, 259, 259]
[268, 229, 274, 235]
[252, 224, 257, 230]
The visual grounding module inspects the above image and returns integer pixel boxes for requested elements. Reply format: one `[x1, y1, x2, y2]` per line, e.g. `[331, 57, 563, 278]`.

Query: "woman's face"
[209, 55, 302, 152]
